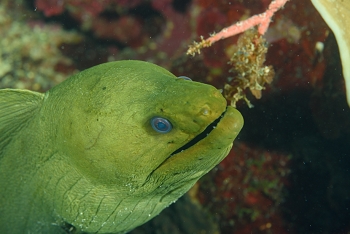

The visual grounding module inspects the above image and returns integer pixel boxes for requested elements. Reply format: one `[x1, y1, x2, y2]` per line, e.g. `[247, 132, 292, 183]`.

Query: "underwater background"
[1, 0, 349, 233]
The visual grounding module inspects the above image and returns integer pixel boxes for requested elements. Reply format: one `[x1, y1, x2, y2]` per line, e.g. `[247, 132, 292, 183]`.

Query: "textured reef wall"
[1, 0, 350, 233]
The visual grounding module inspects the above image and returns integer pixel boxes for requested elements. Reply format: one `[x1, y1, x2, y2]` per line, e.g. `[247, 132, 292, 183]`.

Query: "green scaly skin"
[0, 60, 243, 233]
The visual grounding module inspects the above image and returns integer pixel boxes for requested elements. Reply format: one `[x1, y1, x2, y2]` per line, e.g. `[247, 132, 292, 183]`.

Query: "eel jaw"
[141, 109, 227, 187]
[169, 108, 226, 157]
[142, 106, 243, 188]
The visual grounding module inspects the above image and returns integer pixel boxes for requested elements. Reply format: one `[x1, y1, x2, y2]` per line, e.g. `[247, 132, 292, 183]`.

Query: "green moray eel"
[0, 60, 243, 233]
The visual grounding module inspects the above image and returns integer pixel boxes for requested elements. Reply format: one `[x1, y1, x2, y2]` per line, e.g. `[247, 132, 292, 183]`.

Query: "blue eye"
[177, 76, 192, 81]
[150, 117, 172, 133]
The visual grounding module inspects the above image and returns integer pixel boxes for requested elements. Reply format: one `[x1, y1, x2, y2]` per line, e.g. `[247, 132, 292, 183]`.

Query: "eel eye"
[151, 117, 172, 133]
[177, 76, 192, 81]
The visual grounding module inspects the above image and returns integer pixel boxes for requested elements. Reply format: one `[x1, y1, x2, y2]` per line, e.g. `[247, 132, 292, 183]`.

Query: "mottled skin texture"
[0, 60, 243, 233]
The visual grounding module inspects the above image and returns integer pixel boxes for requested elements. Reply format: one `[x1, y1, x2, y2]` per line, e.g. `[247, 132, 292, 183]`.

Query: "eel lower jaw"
[169, 108, 227, 157]
[141, 106, 242, 187]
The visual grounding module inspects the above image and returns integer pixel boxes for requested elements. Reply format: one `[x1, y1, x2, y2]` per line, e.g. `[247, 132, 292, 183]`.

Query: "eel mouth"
[170, 108, 227, 156]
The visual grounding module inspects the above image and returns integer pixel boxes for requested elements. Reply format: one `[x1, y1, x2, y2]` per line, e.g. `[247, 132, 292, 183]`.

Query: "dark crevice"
[172, 0, 192, 13]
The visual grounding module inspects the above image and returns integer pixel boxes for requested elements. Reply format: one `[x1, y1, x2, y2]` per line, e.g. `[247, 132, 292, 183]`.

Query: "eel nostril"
[199, 104, 211, 116]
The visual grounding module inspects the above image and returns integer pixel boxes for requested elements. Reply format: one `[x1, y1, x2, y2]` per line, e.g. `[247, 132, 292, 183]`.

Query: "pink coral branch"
[207, 0, 290, 44]
[187, 0, 290, 55]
